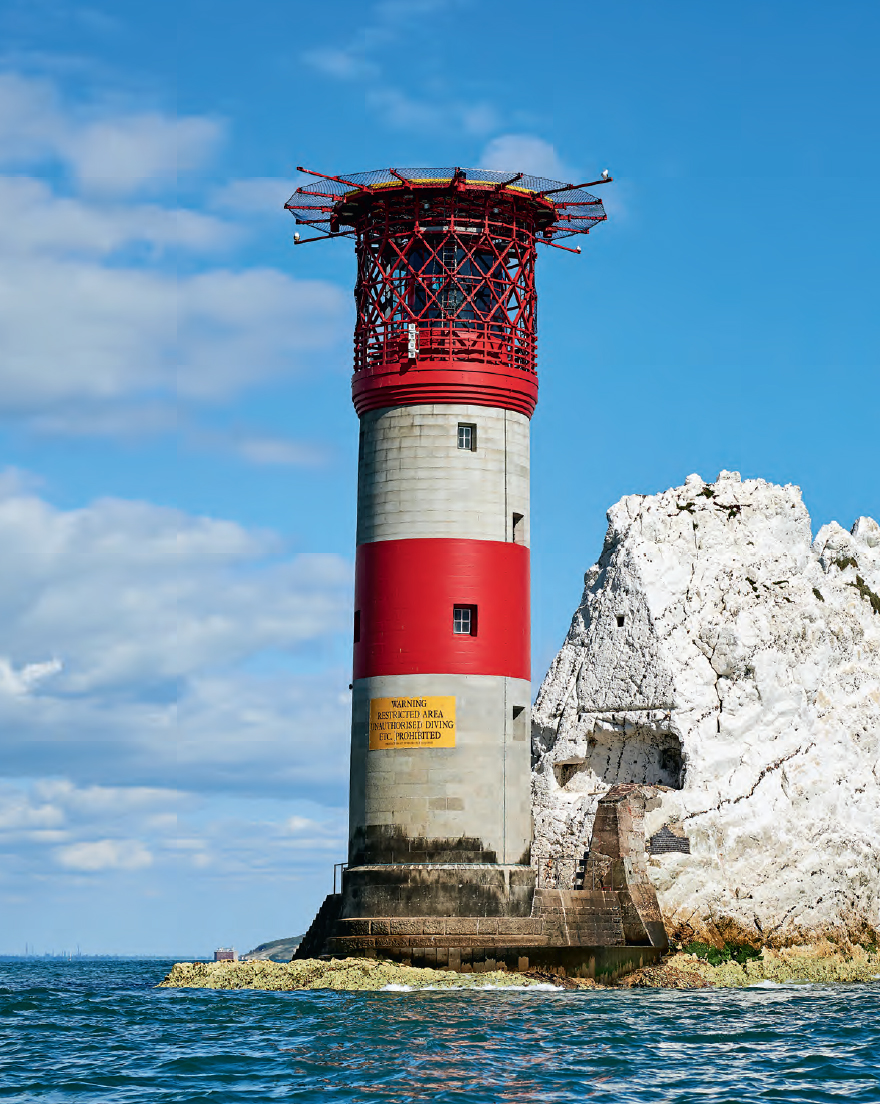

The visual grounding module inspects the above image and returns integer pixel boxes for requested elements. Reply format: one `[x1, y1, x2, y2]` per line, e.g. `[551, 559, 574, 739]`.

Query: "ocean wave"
[747, 979, 820, 989]
[379, 982, 563, 992]
[2, 959, 878, 1102]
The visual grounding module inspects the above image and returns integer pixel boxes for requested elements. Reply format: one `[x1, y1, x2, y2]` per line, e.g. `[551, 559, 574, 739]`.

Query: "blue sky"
[0, 0, 877, 955]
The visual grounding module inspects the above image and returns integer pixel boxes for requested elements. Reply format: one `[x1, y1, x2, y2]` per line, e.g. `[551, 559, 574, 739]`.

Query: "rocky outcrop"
[532, 472, 880, 948]
[158, 944, 880, 990]
[241, 935, 304, 962]
[157, 958, 550, 990]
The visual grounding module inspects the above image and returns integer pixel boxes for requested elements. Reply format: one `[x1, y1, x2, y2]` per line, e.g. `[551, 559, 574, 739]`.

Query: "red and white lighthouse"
[288, 166, 607, 926]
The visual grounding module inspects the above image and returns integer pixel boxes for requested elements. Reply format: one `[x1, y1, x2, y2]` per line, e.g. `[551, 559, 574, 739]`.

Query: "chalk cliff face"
[532, 472, 880, 947]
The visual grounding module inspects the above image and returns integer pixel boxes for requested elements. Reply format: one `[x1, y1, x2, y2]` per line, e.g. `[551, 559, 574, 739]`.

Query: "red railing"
[352, 189, 539, 379]
[357, 324, 535, 376]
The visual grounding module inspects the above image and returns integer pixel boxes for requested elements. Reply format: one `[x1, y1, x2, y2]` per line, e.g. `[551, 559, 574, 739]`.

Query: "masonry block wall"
[350, 402, 533, 875]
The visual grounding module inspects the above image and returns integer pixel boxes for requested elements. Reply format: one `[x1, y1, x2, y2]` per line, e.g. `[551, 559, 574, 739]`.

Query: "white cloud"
[0, 256, 346, 412]
[0, 792, 64, 830]
[0, 657, 61, 696]
[478, 135, 623, 221]
[0, 74, 347, 425]
[304, 0, 423, 80]
[0, 476, 352, 800]
[55, 839, 154, 871]
[0, 72, 62, 163]
[66, 114, 221, 195]
[0, 468, 42, 497]
[305, 48, 380, 81]
[479, 135, 576, 182]
[27, 409, 331, 468]
[0, 175, 233, 257]
[0, 780, 186, 839]
[367, 87, 499, 136]
[304, 0, 461, 83]
[32, 780, 186, 818]
[210, 176, 304, 217]
[167, 671, 351, 797]
[232, 434, 330, 467]
[302, 1, 495, 136]
[28, 403, 180, 439]
[175, 268, 347, 399]
[0, 771, 347, 950]
[1, 774, 346, 884]
[0, 72, 222, 194]
[0, 480, 349, 692]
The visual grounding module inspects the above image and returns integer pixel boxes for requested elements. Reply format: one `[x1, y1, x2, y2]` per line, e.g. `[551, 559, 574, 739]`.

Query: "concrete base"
[342, 863, 535, 919]
[296, 785, 670, 982]
[328, 926, 662, 983]
[327, 882, 666, 978]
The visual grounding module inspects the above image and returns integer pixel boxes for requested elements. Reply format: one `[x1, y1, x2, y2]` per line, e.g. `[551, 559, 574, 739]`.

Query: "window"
[512, 512, 524, 543]
[616, 614, 625, 628]
[453, 605, 477, 635]
[512, 705, 528, 742]
[457, 423, 476, 451]
[354, 610, 361, 642]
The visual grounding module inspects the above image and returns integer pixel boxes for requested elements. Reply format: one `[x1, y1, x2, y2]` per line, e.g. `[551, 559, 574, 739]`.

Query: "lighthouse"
[286, 167, 662, 974]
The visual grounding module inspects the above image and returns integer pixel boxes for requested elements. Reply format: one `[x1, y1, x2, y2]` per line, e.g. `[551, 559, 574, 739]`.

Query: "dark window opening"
[406, 242, 505, 328]
[353, 610, 361, 643]
[453, 605, 477, 636]
[512, 512, 524, 543]
[616, 614, 625, 628]
[458, 423, 477, 451]
[512, 704, 528, 742]
[555, 762, 582, 788]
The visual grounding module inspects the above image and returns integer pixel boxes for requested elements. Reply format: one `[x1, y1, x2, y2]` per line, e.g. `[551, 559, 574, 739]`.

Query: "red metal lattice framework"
[286, 166, 609, 401]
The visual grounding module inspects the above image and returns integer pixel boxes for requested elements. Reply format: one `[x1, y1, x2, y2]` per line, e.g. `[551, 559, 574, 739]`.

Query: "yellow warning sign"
[369, 696, 456, 750]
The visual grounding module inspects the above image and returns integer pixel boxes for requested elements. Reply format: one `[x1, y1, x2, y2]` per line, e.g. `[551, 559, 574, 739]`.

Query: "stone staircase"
[531, 888, 625, 946]
[293, 893, 343, 960]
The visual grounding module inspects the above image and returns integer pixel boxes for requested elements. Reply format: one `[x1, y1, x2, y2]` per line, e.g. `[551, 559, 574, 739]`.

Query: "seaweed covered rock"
[619, 944, 880, 988]
[532, 472, 880, 948]
[157, 958, 555, 991]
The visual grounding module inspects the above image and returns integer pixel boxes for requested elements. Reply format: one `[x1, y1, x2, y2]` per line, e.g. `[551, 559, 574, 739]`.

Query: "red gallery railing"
[286, 166, 609, 416]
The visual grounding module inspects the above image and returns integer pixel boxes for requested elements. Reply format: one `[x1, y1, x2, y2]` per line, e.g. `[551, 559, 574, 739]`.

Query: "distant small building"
[214, 948, 237, 962]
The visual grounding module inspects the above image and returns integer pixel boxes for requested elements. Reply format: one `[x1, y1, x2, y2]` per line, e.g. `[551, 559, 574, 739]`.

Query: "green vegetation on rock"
[850, 575, 880, 616]
[683, 941, 762, 966]
[673, 944, 880, 988]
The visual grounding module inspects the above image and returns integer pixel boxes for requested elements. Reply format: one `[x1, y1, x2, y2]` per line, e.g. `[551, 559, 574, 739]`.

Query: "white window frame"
[453, 605, 474, 635]
[457, 423, 476, 451]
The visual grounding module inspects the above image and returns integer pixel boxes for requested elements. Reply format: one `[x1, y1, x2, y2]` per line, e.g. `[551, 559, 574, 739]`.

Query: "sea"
[1, 958, 878, 1103]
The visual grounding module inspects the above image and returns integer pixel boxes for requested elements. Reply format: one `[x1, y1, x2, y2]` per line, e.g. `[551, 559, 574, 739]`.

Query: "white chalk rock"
[532, 474, 880, 946]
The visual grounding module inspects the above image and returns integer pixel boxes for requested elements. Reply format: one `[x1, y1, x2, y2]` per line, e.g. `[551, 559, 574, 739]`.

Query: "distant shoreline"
[0, 954, 206, 960]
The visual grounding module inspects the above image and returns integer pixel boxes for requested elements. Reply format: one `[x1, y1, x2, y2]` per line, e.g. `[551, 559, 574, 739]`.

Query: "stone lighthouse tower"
[287, 168, 669, 975]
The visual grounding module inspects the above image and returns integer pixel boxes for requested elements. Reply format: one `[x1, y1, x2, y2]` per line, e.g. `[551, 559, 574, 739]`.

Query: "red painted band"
[352, 362, 538, 418]
[353, 538, 530, 681]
